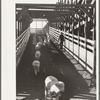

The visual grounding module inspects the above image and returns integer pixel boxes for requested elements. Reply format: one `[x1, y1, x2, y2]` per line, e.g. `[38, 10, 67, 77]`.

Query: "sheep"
[37, 42, 43, 48]
[49, 84, 60, 100]
[45, 76, 58, 100]
[56, 81, 65, 92]
[49, 81, 65, 100]
[45, 76, 65, 100]
[35, 44, 40, 51]
[35, 50, 41, 60]
[32, 60, 40, 75]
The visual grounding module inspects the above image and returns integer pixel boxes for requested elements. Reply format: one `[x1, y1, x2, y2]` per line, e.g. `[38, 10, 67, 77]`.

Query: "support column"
[92, 6, 96, 75]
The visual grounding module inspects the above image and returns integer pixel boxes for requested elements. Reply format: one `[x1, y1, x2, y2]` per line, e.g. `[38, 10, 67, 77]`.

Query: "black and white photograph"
[1, 0, 99, 100]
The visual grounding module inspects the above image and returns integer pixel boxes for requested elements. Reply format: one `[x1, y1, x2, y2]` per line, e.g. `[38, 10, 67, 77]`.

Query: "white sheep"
[32, 60, 40, 75]
[35, 51, 41, 60]
[49, 81, 65, 100]
[45, 76, 58, 100]
[50, 84, 60, 100]
[37, 42, 43, 47]
[35, 44, 40, 51]
[56, 81, 65, 92]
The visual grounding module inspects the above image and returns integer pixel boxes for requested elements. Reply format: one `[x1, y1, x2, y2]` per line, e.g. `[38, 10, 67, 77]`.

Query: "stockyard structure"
[16, 0, 97, 100]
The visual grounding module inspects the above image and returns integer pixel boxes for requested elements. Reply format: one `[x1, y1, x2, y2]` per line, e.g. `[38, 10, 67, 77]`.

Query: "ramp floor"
[16, 34, 96, 100]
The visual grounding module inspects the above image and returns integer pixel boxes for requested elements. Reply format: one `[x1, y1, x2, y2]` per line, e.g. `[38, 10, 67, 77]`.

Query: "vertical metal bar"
[20, 21, 22, 33]
[16, 21, 18, 39]
[84, 0, 88, 69]
[72, 0, 74, 56]
[92, 6, 96, 75]
[18, 20, 20, 37]
[36, 21, 37, 33]
[68, 20, 70, 51]
[42, 21, 43, 34]
[63, 22, 66, 50]
[48, 22, 50, 34]
[76, 0, 80, 62]
[72, 18, 74, 57]
[92, 7, 95, 41]
[67, 0, 70, 52]
[78, 16, 80, 62]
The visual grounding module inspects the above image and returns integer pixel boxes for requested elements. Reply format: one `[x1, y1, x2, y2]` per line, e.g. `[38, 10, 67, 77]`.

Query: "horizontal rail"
[16, 27, 30, 67]
[49, 27, 95, 74]
[16, 27, 29, 43]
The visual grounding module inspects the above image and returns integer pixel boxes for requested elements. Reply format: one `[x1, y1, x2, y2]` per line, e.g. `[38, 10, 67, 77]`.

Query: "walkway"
[16, 33, 96, 100]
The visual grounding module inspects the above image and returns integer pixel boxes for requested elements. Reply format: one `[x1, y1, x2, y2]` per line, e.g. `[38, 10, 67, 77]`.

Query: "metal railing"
[16, 27, 30, 67]
[49, 27, 96, 74]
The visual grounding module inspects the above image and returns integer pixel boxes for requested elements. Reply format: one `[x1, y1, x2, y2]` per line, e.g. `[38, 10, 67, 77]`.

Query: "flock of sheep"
[32, 34, 65, 100]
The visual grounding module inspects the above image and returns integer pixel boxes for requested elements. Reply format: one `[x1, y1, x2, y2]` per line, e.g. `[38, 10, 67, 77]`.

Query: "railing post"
[72, 17, 74, 57]
[92, 6, 96, 75]
[78, 16, 80, 62]
[36, 21, 37, 33]
[63, 23, 66, 50]
[84, 0, 88, 69]
[68, 22, 70, 51]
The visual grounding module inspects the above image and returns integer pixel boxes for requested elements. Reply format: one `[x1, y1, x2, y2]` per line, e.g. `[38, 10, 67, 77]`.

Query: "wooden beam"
[28, 10, 75, 18]
[68, 13, 78, 22]
[73, 10, 85, 21]
[79, 7, 93, 21]
[16, 3, 95, 8]
[64, 15, 72, 23]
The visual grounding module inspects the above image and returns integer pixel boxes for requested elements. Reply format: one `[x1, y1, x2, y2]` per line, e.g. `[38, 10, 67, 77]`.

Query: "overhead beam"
[16, 4, 95, 8]
[17, 7, 80, 11]
[23, 6, 56, 9]
[28, 10, 76, 15]
[68, 13, 78, 22]
[79, 7, 93, 21]
[73, 10, 86, 21]
[16, 8, 79, 12]
[64, 15, 72, 23]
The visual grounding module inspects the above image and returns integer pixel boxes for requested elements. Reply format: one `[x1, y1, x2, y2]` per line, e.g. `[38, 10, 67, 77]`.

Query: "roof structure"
[16, 0, 95, 23]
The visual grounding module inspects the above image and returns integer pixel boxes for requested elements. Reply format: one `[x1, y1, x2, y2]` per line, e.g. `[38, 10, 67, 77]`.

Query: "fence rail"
[16, 27, 30, 67]
[49, 27, 95, 74]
